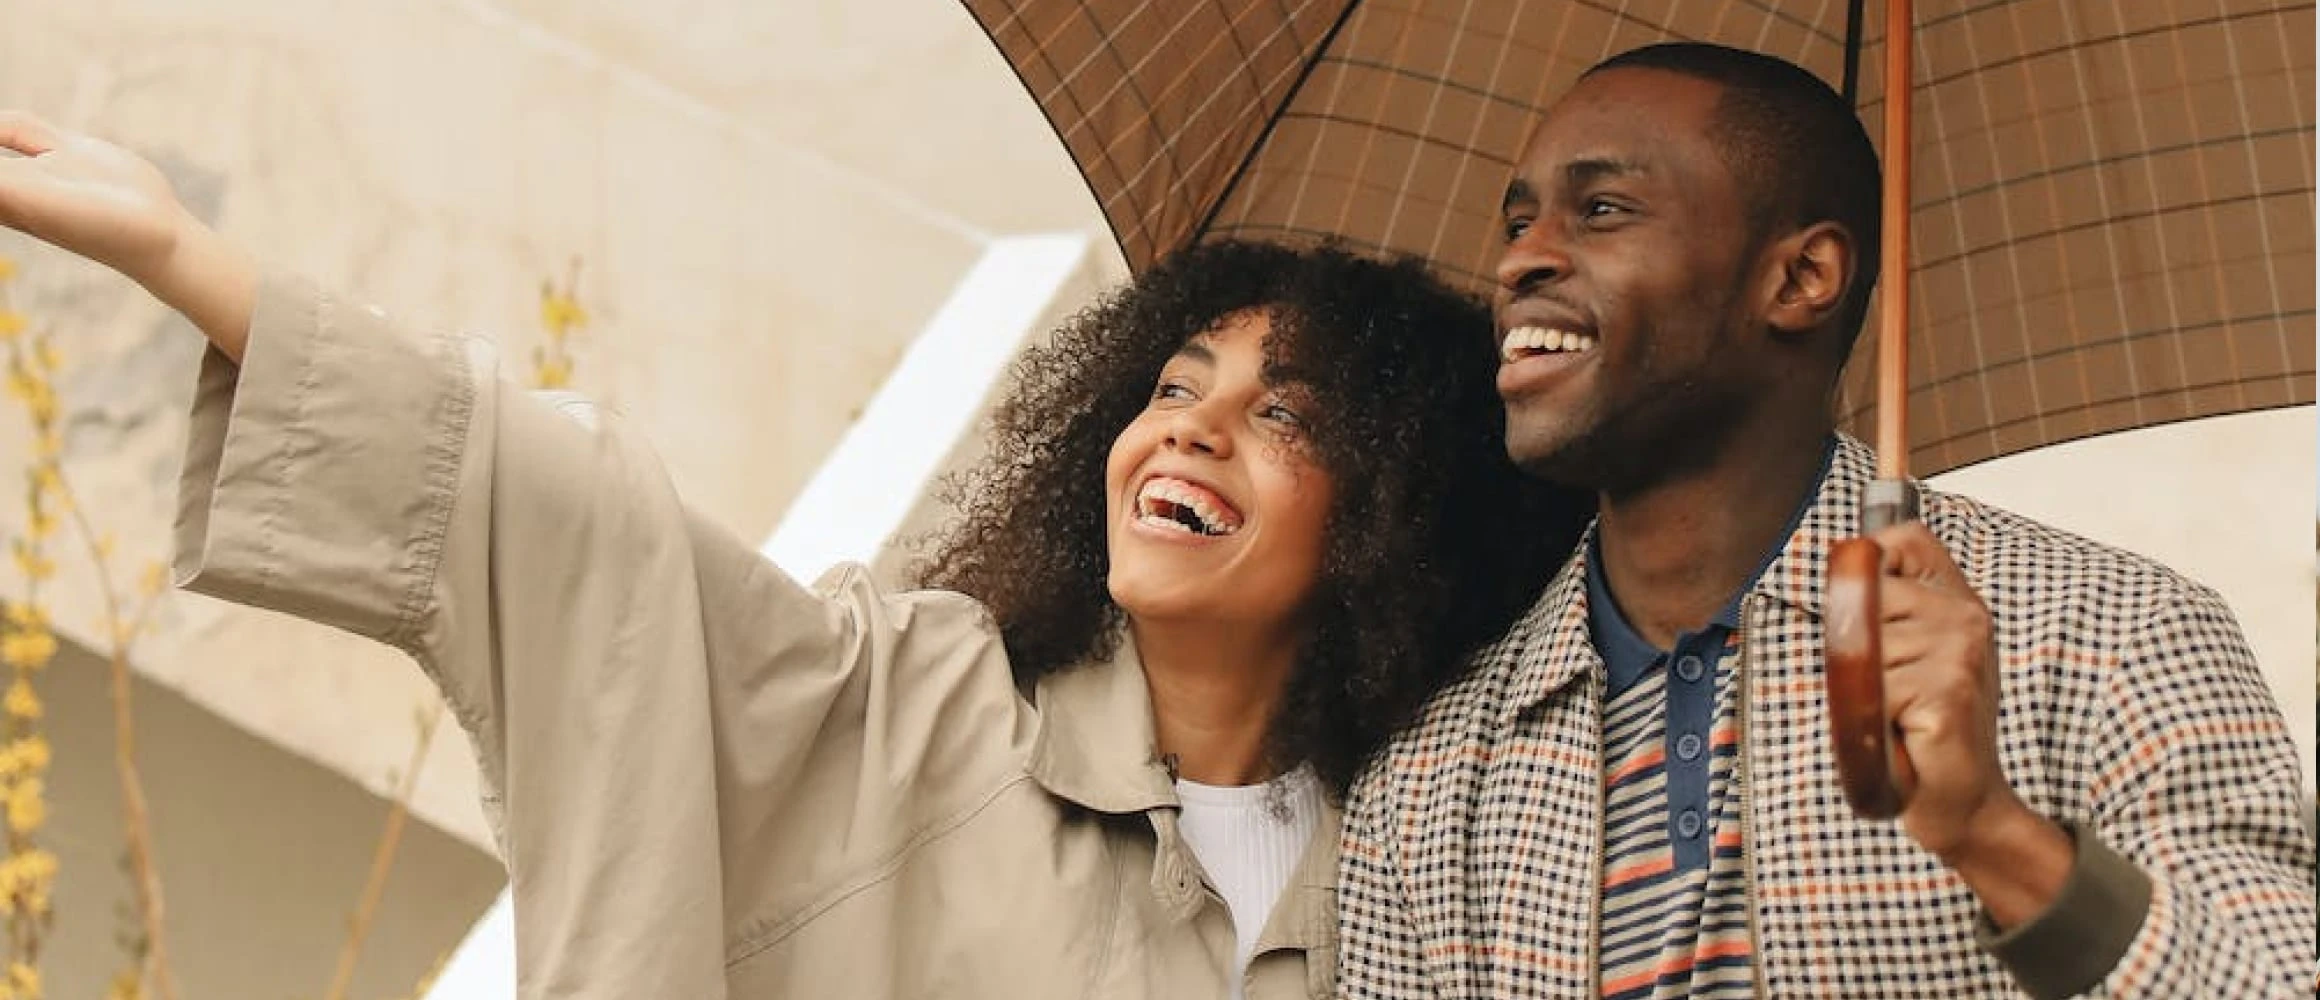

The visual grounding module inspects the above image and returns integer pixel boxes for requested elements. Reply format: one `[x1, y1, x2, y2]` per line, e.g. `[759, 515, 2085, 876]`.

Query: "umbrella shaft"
[1877, 0, 1913, 479]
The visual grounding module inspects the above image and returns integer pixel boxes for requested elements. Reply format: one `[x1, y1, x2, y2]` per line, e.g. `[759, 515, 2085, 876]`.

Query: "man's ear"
[1761, 221, 1854, 338]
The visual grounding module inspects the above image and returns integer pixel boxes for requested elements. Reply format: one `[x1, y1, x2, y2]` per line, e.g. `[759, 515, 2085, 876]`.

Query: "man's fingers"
[1869, 522, 1972, 591]
[0, 112, 61, 158]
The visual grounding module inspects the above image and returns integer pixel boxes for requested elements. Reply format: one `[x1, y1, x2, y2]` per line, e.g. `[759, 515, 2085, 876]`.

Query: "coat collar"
[1500, 435, 1882, 719]
[1024, 632, 1181, 815]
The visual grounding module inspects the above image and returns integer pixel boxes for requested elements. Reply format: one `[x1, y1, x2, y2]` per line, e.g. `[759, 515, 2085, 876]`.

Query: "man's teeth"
[1501, 325, 1598, 362]
[1135, 478, 1241, 536]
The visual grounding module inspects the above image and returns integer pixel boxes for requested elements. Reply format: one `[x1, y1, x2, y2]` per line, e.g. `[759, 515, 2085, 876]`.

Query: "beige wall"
[40, 639, 503, 999]
[0, 0, 1118, 865]
[1931, 408, 2318, 789]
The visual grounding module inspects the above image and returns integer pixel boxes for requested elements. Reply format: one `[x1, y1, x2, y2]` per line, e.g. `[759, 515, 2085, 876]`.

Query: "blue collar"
[1585, 438, 1836, 693]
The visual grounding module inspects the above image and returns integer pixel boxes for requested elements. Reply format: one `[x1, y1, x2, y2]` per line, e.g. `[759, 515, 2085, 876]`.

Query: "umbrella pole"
[1826, 0, 1921, 821]
[1874, 0, 1915, 487]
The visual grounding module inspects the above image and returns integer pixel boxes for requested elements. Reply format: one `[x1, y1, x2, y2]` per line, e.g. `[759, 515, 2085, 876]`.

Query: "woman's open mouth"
[1134, 475, 1244, 537]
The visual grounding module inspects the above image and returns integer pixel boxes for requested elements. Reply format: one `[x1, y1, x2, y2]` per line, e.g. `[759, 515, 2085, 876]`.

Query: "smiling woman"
[0, 113, 1587, 1000]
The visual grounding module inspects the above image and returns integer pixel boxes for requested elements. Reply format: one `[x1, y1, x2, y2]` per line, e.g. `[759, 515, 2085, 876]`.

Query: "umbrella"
[964, 0, 2316, 816]
[961, 0, 2314, 477]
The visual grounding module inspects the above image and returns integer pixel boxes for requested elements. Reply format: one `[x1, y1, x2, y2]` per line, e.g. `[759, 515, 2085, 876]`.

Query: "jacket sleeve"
[2058, 580, 2317, 999]
[173, 273, 1027, 997]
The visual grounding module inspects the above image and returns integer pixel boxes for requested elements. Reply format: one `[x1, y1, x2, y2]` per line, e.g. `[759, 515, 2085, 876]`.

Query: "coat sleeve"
[173, 273, 1029, 998]
[2056, 580, 2317, 999]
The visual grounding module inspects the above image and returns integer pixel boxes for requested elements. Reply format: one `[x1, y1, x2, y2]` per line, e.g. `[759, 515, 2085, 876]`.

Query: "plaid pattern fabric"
[962, 1, 2318, 476]
[1340, 435, 2317, 999]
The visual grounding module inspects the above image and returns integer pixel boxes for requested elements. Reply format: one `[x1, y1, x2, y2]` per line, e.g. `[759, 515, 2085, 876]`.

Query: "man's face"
[1492, 67, 1772, 492]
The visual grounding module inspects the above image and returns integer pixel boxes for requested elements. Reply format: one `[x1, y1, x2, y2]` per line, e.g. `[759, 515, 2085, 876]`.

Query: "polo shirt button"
[1676, 808, 1704, 839]
[1675, 732, 1704, 761]
[1675, 654, 1705, 682]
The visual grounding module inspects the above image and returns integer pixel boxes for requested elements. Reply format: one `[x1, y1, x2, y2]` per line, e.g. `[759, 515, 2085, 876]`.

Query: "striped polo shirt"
[1587, 446, 1829, 999]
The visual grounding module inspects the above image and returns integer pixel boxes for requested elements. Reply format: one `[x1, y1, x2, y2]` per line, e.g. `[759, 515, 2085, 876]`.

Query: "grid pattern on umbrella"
[965, 0, 2315, 474]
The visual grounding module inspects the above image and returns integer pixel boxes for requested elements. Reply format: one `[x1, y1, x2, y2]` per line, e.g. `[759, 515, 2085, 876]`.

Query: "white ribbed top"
[1174, 763, 1325, 999]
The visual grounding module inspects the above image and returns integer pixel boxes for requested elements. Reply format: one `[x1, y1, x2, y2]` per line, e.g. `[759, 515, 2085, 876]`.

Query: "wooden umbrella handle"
[1825, 480, 1921, 819]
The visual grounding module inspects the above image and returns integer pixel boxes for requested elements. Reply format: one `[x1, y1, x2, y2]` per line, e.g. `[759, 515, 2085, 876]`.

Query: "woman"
[0, 112, 1586, 998]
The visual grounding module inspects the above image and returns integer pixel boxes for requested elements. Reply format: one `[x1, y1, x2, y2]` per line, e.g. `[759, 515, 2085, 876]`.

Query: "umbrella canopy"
[963, 0, 2314, 474]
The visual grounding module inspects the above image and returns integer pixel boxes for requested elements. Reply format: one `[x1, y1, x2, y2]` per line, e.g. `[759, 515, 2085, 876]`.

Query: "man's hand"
[1870, 522, 2074, 928]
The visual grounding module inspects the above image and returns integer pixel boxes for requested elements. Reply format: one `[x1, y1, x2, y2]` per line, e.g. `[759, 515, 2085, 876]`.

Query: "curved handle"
[1824, 537, 1914, 818]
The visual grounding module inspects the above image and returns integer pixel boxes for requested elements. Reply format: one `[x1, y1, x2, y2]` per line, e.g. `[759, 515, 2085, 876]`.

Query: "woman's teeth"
[1501, 325, 1598, 362]
[1134, 477, 1242, 536]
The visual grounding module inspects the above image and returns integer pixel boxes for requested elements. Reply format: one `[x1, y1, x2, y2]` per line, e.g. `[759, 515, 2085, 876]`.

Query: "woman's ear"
[1762, 221, 1854, 338]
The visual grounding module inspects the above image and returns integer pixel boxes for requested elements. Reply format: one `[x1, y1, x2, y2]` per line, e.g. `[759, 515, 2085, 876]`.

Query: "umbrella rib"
[1190, 0, 1367, 244]
[1841, 0, 1866, 103]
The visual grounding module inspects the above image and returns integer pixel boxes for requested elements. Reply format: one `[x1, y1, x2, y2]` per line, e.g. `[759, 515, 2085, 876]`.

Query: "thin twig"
[54, 472, 178, 1000]
[324, 701, 443, 1000]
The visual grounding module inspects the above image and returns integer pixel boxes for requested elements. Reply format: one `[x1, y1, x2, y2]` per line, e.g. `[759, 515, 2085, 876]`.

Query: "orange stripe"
[1714, 829, 1743, 850]
[1693, 937, 1753, 962]
[1605, 855, 1674, 889]
[1607, 746, 1665, 786]
[1601, 964, 1666, 995]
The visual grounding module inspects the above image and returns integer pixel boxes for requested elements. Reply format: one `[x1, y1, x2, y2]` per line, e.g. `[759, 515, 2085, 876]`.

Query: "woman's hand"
[0, 111, 256, 359]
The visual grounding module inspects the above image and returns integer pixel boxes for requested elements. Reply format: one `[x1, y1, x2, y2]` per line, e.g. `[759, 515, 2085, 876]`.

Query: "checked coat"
[1339, 436, 2317, 999]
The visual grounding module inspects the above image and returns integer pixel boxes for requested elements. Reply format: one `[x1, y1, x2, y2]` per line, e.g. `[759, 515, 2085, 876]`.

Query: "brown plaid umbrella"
[962, 0, 2315, 477]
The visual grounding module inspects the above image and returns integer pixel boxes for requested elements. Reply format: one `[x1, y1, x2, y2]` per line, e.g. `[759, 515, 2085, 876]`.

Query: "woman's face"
[1104, 310, 1334, 632]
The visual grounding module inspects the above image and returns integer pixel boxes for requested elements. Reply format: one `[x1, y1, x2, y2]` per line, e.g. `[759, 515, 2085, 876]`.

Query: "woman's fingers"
[0, 111, 61, 158]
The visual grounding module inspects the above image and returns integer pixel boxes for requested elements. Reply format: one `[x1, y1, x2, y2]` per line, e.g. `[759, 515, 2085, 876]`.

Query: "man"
[1338, 42, 2316, 999]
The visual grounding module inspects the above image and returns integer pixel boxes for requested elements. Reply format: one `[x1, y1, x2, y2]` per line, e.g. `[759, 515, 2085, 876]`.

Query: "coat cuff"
[1978, 821, 2153, 1000]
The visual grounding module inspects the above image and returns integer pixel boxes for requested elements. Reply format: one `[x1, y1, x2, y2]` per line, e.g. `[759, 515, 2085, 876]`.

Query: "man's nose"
[1496, 228, 1571, 296]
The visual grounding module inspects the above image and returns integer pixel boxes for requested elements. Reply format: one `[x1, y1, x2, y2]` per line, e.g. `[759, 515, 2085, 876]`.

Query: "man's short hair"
[1586, 43, 1884, 351]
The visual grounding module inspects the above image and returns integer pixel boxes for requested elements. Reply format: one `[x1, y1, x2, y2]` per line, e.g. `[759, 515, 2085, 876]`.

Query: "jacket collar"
[1024, 632, 1180, 815]
[1501, 435, 1881, 719]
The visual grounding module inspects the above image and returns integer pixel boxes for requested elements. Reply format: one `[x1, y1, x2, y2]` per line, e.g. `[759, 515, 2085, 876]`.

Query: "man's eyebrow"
[1501, 178, 1537, 214]
[1564, 156, 1649, 188]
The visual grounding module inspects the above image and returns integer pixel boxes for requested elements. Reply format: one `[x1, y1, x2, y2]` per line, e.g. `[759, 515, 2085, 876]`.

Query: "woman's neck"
[1131, 618, 1301, 786]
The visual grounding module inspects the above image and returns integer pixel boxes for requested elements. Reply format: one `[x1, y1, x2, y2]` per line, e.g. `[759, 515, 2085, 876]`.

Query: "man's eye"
[1260, 403, 1306, 431]
[1584, 198, 1626, 218]
[1502, 217, 1532, 242]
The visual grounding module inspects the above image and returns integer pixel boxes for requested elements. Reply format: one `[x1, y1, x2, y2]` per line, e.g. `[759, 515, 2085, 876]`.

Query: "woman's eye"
[1259, 403, 1306, 433]
[1502, 216, 1532, 243]
[1153, 380, 1194, 402]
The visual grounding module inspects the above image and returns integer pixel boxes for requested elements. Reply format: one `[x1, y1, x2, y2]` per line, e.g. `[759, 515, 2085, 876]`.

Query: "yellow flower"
[0, 313, 22, 342]
[11, 546, 53, 584]
[140, 561, 169, 598]
[535, 357, 572, 390]
[12, 739, 45, 776]
[30, 429, 57, 461]
[0, 256, 16, 281]
[3, 366, 37, 403]
[8, 959, 37, 999]
[1, 604, 32, 631]
[0, 631, 51, 672]
[540, 293, 587, 335]
[30, 338, 57, 375]
[30, 463, 60, 499]
[23, 509, 53, 541]
[7, 778, 45, 834]
[3, 679, 38, 720]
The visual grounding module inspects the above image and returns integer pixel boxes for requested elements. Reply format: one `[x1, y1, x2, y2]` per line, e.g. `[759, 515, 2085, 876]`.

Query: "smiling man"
[1337, 42, 2316, 1000]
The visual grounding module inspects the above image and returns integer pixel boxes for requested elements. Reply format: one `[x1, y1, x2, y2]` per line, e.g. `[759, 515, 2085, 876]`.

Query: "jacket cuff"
[1977, 821, 2152, 1000]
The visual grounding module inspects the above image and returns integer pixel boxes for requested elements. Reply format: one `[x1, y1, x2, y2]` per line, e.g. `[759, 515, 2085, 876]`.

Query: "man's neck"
[1130, 618, 1299, 787]
[1593, 421, 1831, 649]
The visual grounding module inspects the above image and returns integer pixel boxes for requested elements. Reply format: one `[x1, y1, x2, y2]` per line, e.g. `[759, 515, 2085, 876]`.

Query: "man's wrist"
[1943, 795, 2074, 928]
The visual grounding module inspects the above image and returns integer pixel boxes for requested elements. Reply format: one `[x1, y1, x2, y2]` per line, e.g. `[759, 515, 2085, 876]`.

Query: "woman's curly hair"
[918, 239, 1591, 795]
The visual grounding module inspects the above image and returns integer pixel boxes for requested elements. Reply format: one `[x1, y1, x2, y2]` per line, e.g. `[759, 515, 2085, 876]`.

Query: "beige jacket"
[172, 274, 1340, 999]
